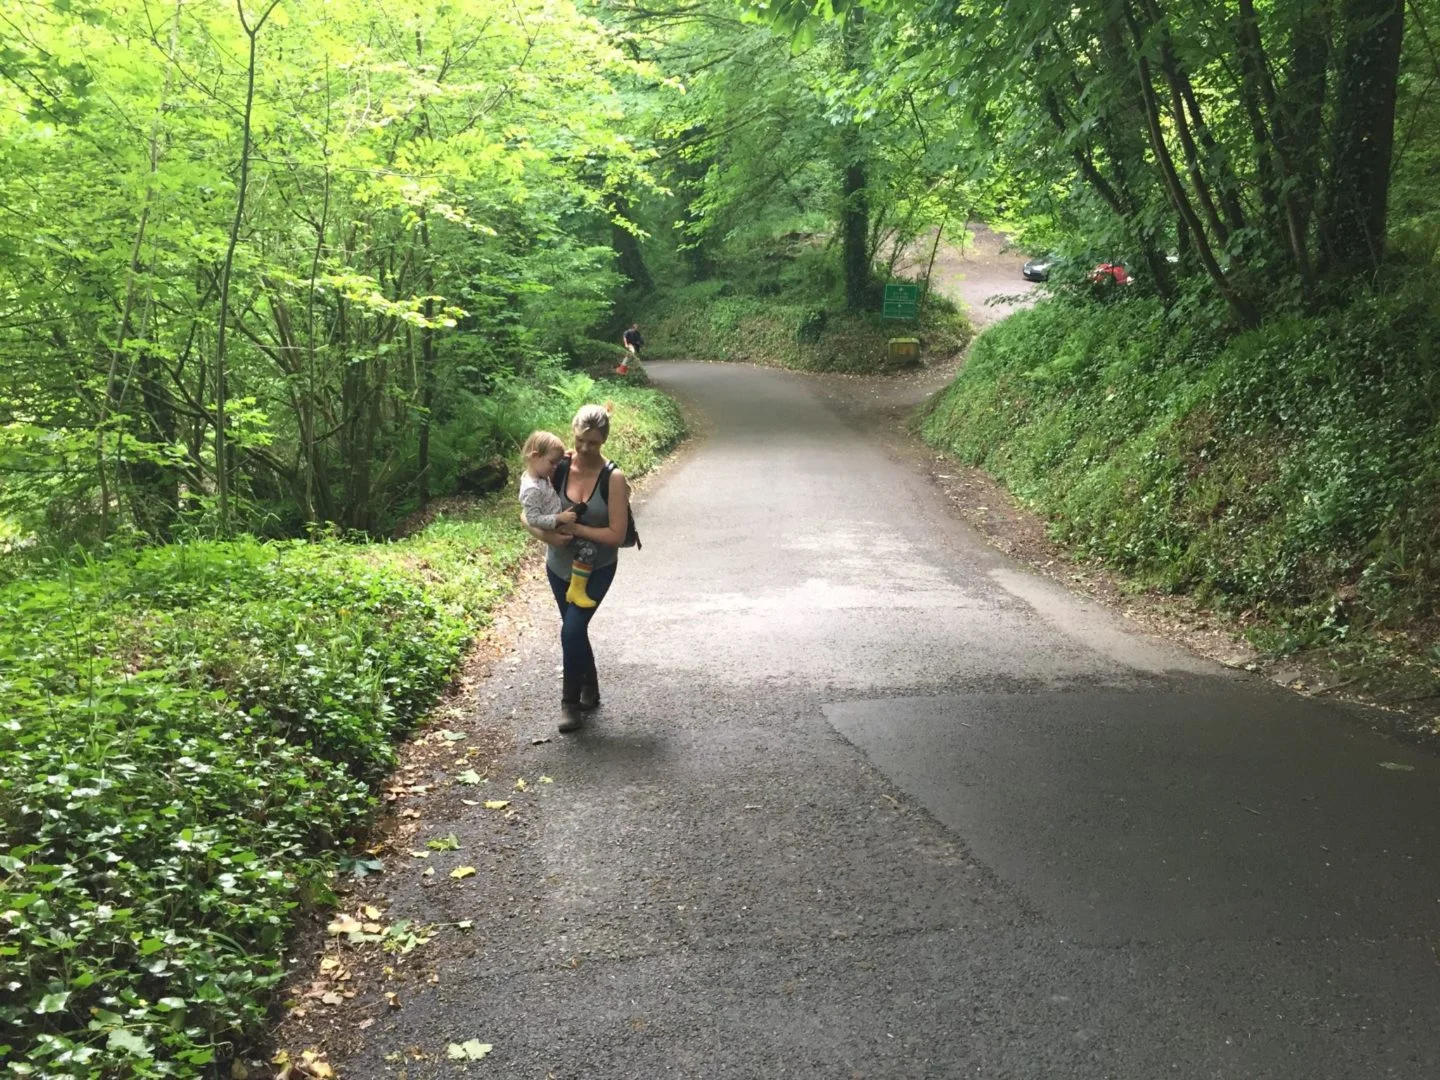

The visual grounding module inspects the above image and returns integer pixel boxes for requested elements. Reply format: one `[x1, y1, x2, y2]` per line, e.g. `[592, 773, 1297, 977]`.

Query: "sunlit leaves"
[0, 0, 657, 538]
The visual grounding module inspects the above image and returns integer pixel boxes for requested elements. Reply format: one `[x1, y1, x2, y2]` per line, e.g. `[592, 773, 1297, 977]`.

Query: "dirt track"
[899, 222, 1040, 328]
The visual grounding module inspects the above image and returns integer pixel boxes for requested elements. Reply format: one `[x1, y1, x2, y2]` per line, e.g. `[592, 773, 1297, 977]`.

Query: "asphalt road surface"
[344, 361, 1440, 1079]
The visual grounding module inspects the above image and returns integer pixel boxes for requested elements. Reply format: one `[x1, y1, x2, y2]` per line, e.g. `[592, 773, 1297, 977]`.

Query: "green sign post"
[882, 282, 919, 320]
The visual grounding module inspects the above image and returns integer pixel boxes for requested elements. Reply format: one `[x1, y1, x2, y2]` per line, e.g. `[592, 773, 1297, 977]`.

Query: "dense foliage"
[0, 0, 662, 542]
[9, 0, 1440, 541]
[616, 0, 966, 308]
[0, 381, 682, 1077]
[600, 0, 982, 367]
[757, 0, 1439, 326]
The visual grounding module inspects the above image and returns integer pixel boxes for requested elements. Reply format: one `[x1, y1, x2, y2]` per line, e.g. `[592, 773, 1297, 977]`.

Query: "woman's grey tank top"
[546, 460, 618, 580]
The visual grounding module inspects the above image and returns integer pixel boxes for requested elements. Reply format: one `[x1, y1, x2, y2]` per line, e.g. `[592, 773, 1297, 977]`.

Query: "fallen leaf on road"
[1379, 761, 1416, 771]
[326, 917, 362, 935]
[363, 905, 383, 919]
[385, 992, 400, 1009]
[539, 775, 553, 784]
[359, 1018, 375, 1030]
[461, 799, 479, 806]
[426, 834, 460, 851]
[456, 919, 474, 931]
[450, 866, 476, 879]
[483, 800, 510, 810]
[513, 778, 527, 792]
[409, 850, 430, 859]
[275, 1048, 334, 1080]
[456, 769, 483, 785]
[439, 729, 468, 742]
[321, 991, 343, 1006]
[531, 737, 552, 745]
[445, 1040, 493, 1061]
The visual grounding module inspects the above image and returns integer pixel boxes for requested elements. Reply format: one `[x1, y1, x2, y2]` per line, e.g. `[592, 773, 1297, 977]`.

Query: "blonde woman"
[522, 404, 631, 733]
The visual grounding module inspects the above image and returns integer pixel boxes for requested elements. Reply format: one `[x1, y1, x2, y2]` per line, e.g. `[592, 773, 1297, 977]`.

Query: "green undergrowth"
[640, 244, 972, 373]
[919, 286, 1440, 684]
[0, 383, 683, 1077]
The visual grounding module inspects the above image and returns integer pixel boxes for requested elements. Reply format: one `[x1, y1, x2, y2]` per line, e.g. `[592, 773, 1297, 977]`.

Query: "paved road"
[347, 362, 1440, 1079]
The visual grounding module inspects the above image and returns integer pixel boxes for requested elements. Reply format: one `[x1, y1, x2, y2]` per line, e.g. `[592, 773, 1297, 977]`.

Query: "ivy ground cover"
[0, 386, 683, 1077]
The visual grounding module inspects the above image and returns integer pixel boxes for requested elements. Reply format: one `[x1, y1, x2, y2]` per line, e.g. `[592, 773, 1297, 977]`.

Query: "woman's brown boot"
[558, 702, 586, 733]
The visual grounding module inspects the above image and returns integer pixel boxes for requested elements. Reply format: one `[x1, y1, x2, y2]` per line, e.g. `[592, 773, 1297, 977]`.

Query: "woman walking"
[524, 404, 630, 733]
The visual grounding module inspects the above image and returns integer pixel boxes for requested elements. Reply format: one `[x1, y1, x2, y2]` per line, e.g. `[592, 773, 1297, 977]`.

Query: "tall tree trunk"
[1322, 0, 1406, 276]
[841, 152, 873, 311]
[1279, 13, 1330, 248]
[214, 0, 281, 533]
[1091, 16, 1176, 300]
[97, 0, 184, 539]
[1129, 24, 1258, 325]
[840, 11, 872, 312]
[417, 215, 436, 505]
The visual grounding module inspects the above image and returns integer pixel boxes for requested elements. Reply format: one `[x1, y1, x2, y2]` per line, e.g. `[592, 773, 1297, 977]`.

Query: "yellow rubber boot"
[565, 563, 598, 608]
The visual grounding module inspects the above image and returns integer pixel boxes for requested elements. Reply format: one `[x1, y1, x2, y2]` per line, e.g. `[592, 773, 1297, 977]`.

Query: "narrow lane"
[351, 362, 1440, 1079]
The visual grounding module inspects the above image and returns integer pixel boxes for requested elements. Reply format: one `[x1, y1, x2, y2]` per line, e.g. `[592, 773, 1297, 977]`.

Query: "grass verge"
[0, 381, 683, 1078]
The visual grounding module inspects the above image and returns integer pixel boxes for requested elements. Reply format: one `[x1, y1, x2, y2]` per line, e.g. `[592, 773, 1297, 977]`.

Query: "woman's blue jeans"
[547, 561, 617, 703]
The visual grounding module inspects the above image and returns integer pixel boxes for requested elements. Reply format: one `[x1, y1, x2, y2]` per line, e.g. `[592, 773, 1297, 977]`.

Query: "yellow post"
[887, 337, 921, 367]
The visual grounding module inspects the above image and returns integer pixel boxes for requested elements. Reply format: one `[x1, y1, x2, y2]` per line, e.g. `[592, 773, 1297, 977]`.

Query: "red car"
[1021, 256, 1133, 285]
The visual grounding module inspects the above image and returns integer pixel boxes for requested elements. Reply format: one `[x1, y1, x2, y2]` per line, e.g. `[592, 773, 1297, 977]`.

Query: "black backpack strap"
[603, 462, 641, 550]
[551, 456, 571, 505]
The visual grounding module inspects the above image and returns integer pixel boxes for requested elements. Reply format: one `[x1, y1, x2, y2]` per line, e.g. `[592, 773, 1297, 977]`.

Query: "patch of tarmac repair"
[988, 567, 1214, 677]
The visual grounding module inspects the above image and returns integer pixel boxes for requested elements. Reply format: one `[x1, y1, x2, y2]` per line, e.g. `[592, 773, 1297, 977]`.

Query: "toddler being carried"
[519, 430, 599, 608]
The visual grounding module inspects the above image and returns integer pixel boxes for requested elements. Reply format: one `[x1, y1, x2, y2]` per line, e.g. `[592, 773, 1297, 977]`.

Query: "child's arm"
[520, 511, 571, 548]
[519, 485, 560, 531]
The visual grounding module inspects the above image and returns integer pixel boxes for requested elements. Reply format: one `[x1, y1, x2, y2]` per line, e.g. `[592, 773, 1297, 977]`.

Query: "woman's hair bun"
[573, 404, 611, 436]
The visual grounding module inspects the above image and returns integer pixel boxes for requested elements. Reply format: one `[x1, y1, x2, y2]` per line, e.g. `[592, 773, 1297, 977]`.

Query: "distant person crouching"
[621, 323, 643, 361]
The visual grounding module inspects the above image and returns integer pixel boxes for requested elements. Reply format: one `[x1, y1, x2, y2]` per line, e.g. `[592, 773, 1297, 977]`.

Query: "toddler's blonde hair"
[522, 430, 566, 458]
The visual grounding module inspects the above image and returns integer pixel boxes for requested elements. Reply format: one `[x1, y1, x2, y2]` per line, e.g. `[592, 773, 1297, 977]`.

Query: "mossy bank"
[919, 286, 1440, 698]
[639, 244, 971, 374]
